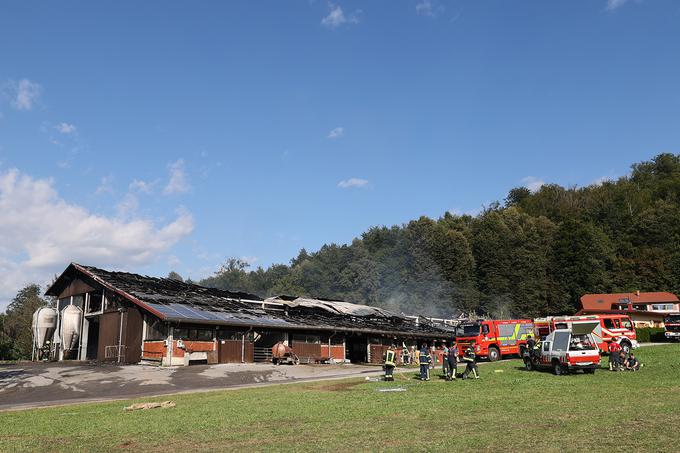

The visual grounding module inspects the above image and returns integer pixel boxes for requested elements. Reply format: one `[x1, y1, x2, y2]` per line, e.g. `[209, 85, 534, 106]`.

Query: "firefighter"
[446, 343, 458, 381]
[418, 343, 431, 381]
[383, 346, 396, 381]
[609, 337, 622, 371]
[526, 334, 536, 360]
[625, 353, 640, 371]
[462, 346, 479, 379]
[441, 343, 450, 379]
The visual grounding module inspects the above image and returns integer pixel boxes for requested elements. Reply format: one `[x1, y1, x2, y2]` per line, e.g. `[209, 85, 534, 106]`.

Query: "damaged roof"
[46, 263, 452, 338]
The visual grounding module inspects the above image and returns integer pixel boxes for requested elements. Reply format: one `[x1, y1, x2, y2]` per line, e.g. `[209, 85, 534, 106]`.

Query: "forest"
[3, 153, 680, 359]
[198, 153, 680, 319]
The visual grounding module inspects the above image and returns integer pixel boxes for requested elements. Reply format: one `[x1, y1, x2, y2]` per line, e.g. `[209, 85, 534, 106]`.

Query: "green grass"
[2, 345, 680, 452]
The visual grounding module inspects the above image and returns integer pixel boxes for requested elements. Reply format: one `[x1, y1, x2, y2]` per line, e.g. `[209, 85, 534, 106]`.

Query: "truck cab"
[532, 321, 600, 375]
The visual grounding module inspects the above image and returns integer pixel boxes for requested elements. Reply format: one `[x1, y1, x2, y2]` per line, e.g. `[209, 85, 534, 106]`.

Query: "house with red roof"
[578, 291, 680, 327]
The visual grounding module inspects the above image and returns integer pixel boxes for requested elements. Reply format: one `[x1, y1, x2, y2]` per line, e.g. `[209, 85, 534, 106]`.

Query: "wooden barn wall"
[123, 307, 143, 363]
[218, 340, 253, 363]
[58, 278, 96, 299]
[97, 311, 121, 361]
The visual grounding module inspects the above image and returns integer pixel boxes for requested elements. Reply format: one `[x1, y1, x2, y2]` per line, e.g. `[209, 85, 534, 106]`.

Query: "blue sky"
[1, 0, 679, 307]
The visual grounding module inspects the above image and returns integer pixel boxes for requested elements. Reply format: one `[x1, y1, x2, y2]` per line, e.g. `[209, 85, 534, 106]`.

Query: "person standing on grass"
[419, 343, 431, 381]
[383, 346, 396, 381]
[446, 343, 458, 381]
[609, 338, 622, 371]
[441, 343, 450, 379]
[462, 347, 479, 379]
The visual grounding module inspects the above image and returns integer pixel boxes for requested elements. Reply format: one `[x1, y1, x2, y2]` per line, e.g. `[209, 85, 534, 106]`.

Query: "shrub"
[635, 327, 666, 343]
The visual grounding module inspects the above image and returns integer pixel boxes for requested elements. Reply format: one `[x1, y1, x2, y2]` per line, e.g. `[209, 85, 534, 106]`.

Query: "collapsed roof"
[46, 263, 452, 339]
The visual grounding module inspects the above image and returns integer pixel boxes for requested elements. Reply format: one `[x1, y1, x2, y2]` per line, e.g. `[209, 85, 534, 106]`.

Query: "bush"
[635, 327, 666, 343]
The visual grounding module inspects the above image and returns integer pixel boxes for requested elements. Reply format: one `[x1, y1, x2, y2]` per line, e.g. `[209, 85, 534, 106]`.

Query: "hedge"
[635, 327, 666, 343]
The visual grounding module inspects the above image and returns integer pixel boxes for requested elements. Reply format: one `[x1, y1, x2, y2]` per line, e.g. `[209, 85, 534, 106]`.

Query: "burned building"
[42, 263, 452, 366]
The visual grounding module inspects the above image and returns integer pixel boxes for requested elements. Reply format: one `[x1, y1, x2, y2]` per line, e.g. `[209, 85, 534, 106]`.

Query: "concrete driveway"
[0, 362, 383, 411]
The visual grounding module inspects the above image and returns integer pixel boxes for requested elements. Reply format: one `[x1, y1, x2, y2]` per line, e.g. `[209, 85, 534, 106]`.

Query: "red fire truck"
[533, 314, 638, 353]
[664, 314, 680, 341]
[454, 319, 534, 361]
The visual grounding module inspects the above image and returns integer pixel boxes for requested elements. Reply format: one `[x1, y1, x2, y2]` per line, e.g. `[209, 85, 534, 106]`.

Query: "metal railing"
[104, 345, 126, 361]
[253, 346, 273, 363]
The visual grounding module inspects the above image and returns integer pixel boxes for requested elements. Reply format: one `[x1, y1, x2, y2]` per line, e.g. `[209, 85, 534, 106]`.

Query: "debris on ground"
[124, 401, 176, 411]
[377, 388, 407, 392]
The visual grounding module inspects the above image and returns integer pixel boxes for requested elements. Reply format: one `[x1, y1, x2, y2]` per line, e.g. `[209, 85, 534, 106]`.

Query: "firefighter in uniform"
[446, 343, 458, 381]
[526, 334, 537, 359]
[383, 346, 396, 381]
[462, 346, 479, 379]
[419, 343, 431, 381]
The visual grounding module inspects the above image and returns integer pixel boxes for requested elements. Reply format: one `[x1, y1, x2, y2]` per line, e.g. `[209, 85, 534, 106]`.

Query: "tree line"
[198, 154, 680, 319]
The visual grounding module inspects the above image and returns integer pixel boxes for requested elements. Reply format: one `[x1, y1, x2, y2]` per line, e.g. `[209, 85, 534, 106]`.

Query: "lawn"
[1, 344, 679, 452]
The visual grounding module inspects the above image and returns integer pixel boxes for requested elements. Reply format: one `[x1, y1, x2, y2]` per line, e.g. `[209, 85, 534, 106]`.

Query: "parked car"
[524, 321, 601, 375]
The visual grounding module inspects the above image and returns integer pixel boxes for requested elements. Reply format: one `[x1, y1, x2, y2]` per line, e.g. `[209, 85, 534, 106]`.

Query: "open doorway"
[346, 335, 368, 363]
[86, 317, 100, 360]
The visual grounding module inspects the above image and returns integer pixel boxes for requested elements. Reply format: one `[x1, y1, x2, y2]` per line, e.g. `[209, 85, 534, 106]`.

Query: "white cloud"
[606, 0, 627, 11]
[521, 176, 545, 193]
[338, 177, 369, 189]
[416, 0, 433, 16]
[95, 175, 114, 195]
[0, 169, 194, 309]
[321, 3, 360, 28]
[55, 122, 77, 134]
[116, 193, 139, 218]
[327, 126, 344, 139]
[591, 175, 616, 186]
[163, 159, 190, 195]
[11, 79, 42, 111]
[129, 179, 156, 194]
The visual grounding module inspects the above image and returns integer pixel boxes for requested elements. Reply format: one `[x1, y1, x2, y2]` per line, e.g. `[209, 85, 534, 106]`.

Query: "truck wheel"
[487, 347, 500, 362]
[552, 361, 563, 376]
[620, 341, 631, 354]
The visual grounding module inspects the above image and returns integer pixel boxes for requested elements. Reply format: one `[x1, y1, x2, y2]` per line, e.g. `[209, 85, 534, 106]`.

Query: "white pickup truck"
[524, 321, 601, 375]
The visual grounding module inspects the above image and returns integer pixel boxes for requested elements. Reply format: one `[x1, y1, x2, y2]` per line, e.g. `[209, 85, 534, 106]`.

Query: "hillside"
[200, 153, 680, 318]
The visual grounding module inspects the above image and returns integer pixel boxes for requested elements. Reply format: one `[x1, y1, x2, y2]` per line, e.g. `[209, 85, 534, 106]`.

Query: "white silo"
[31, 307, 58, 360]
[61, 304, 84, 357]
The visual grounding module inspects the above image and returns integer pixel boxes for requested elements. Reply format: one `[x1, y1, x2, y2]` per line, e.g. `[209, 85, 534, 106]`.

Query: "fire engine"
[664, 314, 680, 341]
[523, 321, 600, 375]
[533, 314, 638, 353]
[455, 319, 534, 361]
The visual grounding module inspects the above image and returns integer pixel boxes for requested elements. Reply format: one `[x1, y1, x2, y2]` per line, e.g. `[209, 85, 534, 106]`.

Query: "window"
[613, 319, 621, 328]
[455, 324, 481, 337]
[72, 295, 85, 310]
[292, 334, 321, 344]
[652, 304, 673, 311]
[603, 318, 615, 329]
[552, 332, 570, 351]
[620, 318, 632, 330]
[569, 334, 597, 351]
[174, 328, 213, 341]
[87, 292, 103, 313]
[58, 297, 70, 312]
[145, 319, 167, 341]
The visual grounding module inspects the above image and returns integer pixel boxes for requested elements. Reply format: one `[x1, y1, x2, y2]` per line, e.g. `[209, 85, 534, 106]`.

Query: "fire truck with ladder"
[533, 314, 638, 353]
[454, 319, 534, 361]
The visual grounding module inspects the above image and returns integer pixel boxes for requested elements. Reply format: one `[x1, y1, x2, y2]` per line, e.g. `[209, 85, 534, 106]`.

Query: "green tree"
[1, 284, 48, 359]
